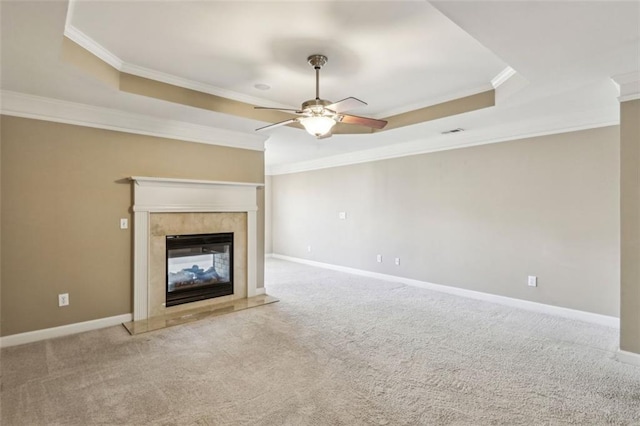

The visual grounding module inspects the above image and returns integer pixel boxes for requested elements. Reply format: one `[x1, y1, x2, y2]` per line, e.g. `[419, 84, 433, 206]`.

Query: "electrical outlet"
[376, 254, 382, 263]
[528, 276, 537, 287]
[395, 257, 401, 266]
[338, 211, 347, 220]
[307, 245, 312, 253]
[120, 218, 128, 229]
[58, 293, 69, 307]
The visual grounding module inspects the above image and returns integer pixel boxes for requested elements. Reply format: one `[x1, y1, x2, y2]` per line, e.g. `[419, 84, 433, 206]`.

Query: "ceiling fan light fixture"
[253, 54, 387, 137]
[300, 115, 336, 137]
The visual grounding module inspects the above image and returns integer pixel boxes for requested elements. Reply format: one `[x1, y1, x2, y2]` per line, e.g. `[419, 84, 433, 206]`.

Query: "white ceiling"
[1, 1, 638, 173]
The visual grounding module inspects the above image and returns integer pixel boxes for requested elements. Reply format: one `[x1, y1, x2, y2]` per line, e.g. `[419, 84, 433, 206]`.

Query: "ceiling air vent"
[441, 128, 465, 135]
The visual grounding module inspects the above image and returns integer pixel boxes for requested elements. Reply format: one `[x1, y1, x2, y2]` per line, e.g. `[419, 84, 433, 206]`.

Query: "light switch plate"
[58, 293, 69, 307]
[120, 218, 128, 229]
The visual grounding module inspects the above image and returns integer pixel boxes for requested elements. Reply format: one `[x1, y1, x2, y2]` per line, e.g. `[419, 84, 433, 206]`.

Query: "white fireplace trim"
[130, 176, 264, 321]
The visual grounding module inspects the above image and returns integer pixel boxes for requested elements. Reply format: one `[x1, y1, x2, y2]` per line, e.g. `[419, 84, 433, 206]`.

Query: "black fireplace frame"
[165, 232, 234, 307]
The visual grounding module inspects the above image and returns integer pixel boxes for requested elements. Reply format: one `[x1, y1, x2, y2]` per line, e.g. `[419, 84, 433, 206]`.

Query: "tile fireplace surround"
[130, 177, 264, 321]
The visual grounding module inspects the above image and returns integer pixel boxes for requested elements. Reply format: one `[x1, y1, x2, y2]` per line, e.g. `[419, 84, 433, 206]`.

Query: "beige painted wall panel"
[272, 126, 620, 316]
[384, 90, 495, 131]
[60, 37, 120, 88]
[1, 116, 264, 336]
[119, 73, 295, 125]
[620, 99, 640, 353]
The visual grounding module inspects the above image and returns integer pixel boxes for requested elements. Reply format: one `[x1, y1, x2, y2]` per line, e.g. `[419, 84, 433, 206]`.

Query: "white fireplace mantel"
[130, 176, 264, 321]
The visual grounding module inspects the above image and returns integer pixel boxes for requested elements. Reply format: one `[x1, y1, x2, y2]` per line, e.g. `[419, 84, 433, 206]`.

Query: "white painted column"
[133, 211, 149, 321]
[613, 72, 640, 366]
[247, 210, 258, 297]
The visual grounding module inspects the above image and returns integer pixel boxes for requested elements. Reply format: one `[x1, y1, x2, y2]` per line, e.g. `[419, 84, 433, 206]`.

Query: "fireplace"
[166, 232, 234, 307]
[130, 176, 264, 321]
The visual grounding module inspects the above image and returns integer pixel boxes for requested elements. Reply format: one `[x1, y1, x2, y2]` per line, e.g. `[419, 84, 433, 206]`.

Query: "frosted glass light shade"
[300, 116, 336, 137]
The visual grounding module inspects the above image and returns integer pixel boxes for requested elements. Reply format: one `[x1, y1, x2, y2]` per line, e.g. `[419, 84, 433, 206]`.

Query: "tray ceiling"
[1, 1, 638, 172]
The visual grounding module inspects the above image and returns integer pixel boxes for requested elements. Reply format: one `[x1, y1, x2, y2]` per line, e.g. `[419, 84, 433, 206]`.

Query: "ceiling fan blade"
[255, 118, 298, 132]
[254, 106, 303, 114]
[338, 114, 388, 130]
[325, 97, 367, 113]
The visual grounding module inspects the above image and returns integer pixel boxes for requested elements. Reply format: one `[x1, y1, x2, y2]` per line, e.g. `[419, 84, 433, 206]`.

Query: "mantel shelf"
[130, 176, 264, 188]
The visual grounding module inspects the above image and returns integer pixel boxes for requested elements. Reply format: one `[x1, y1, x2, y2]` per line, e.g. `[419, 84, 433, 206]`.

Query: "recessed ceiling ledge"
[611, 71, 640, 102]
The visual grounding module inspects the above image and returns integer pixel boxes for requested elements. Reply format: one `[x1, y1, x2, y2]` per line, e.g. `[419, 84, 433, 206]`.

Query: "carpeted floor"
[2, 258, 640, 425]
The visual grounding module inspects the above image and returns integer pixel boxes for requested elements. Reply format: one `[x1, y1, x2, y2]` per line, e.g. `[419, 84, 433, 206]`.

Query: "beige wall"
[0, 115, 265, 336]
[620, 99, 640, 353]
[272, 126, 620, 316]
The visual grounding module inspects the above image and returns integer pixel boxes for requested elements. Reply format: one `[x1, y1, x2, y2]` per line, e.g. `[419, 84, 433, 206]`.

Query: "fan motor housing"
[302, 98, 331, 112]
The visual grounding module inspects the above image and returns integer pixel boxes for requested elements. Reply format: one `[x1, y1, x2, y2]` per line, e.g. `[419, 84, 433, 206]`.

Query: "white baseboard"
[616, 350, 640, 367]
[271, 254, 619, 328]
[0, 313, 133, 348]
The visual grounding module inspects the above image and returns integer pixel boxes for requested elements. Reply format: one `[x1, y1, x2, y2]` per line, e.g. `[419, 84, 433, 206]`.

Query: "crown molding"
[1, 91, 266, 151]
[266, 107, 618, 175]
[491, 66, 517, 89]
[374, 66, 515, 119]
[375, 84, 494, 119]
[611, 71, 640, 102]
[119, 62, 294, 110]
[64, 25, 124, 70]
[376, 66, 515, 119]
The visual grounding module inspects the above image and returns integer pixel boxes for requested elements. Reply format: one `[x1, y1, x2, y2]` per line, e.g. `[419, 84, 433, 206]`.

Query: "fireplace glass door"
[166, 233, 233, 307]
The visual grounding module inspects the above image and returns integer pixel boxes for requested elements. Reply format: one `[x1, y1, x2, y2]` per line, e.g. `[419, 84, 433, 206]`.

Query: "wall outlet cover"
[528, 276, 537, 287]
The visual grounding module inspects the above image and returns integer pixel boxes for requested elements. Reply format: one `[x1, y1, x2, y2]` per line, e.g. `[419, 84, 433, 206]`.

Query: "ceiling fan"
[255, 54, 388, 139]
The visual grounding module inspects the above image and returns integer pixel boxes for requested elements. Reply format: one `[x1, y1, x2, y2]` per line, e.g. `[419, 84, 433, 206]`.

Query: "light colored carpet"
[2, 258, 639, 425]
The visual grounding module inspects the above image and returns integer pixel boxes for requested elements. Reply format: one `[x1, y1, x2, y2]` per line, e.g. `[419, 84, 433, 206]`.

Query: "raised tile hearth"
[123, 294, 279, 335]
